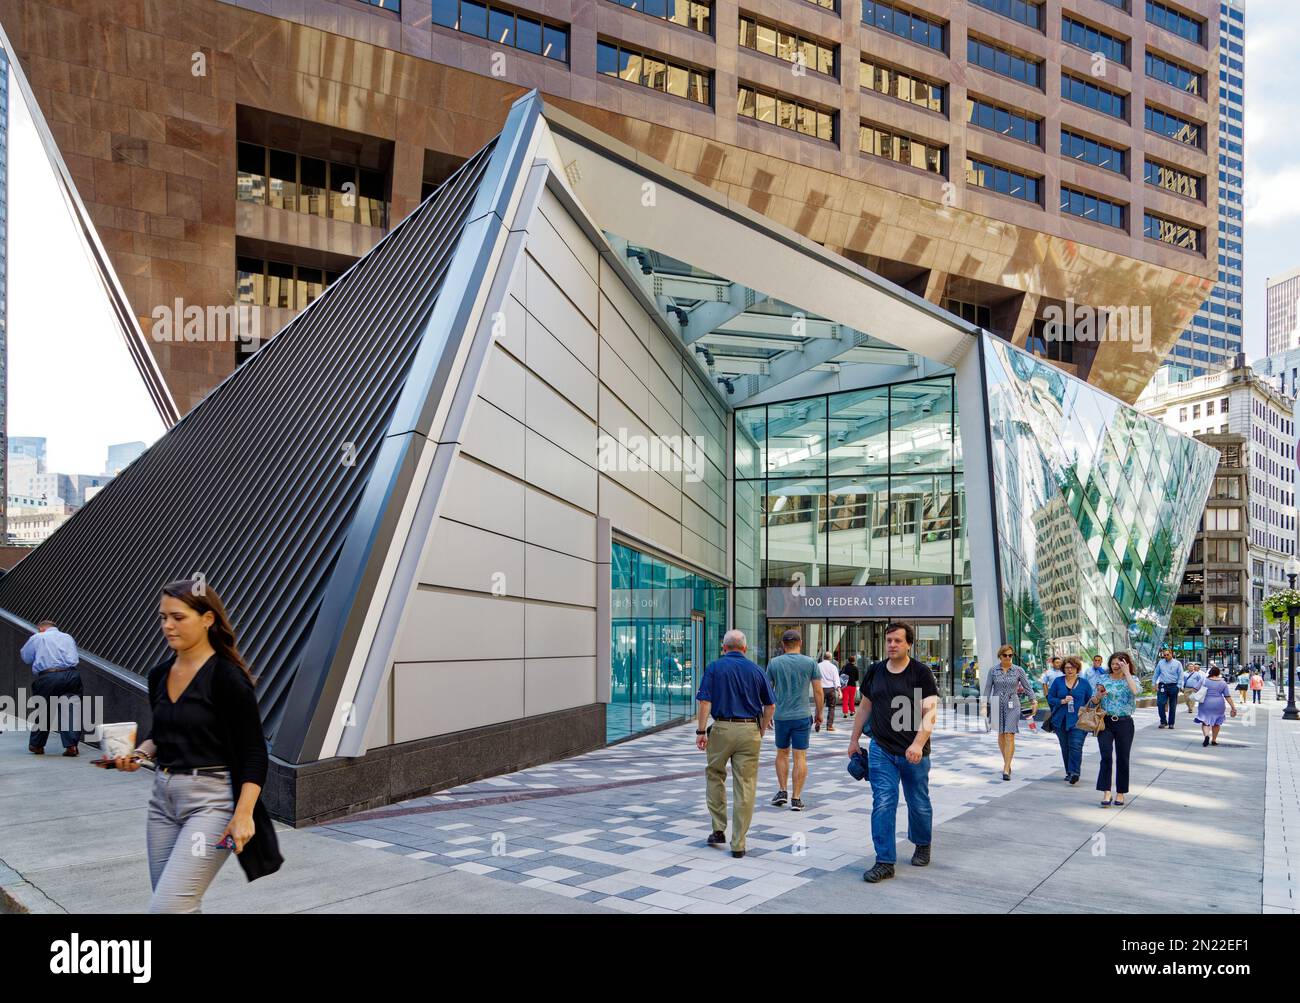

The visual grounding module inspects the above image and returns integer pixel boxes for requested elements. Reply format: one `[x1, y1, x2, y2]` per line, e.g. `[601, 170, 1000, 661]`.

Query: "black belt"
[714, 716, 757, 723]
[159, 764, 230, 776]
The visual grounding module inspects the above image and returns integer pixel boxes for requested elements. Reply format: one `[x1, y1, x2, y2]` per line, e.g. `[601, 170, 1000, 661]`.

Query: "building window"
[236, 256, 342, 311]
[861, 58, 945, 113]
[738, 84, 835, 140]
[1146, 0, 1204, 45]
[608, 0, 711, 33]
[1062, 15, 1128, 66]
[966, 157, 1041, 203]
[359, 0, 400, 10]
[1145, 50, 1203, 95]
[598, 40, 712, 104]
[969, 0, 1042, 30]
[1061, 73, 1127, 119]
[432, 0, 569, 61]
[1144, 211, 1203, 252]
[1144, 159, 1202, 200]
[804, 0, 837, 11]
[968, 36, 1043, 88]
[740, 16, 836, 76]
[1060, 129, 1126, 173]
[861, 123, 945, 173]
[1145, 105, 1202, 148]
[968, 96, 1041, 145]
[862, 0, 946, 52]
[942, 299, 992, 328]
[237, 143, 389, 227]
[1060, 186, 1126, 229]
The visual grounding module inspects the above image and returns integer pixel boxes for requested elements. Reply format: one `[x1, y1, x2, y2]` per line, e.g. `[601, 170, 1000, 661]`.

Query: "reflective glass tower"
[1160, 0, 1245, 379]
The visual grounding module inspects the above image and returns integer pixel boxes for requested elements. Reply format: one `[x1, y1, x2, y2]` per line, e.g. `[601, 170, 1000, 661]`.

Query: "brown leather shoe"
[28, 746, 44, 755]
[62, 746, 79, 757]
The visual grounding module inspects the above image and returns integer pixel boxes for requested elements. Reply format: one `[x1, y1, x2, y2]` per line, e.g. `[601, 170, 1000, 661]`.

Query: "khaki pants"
[705, 720, 762, 852]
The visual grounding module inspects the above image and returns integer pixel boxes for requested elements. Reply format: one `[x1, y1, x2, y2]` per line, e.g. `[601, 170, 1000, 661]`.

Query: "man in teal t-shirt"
[765, 629, 824, 812]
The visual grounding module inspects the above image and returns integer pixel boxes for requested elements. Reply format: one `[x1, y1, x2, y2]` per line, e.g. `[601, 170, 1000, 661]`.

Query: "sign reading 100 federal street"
[766, 585, 956, 619]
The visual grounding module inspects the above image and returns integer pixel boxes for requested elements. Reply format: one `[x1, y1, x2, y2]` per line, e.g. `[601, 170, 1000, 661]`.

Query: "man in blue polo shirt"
[695, 629, 775, 858]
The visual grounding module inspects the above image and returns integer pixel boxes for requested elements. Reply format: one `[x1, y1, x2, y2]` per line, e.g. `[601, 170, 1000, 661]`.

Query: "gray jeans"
[146, 769, 235, 913]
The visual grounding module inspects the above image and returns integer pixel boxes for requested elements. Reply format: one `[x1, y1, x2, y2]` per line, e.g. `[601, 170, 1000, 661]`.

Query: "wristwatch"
[695, 730, 707, 735]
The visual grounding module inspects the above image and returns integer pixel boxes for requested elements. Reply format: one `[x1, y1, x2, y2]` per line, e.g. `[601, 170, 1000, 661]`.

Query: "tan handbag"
[1075, 697, 1106, 735]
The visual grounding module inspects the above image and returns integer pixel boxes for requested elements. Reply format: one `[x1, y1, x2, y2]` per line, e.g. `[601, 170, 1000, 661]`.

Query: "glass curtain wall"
[983, 334, 1218, 675]
[608, 541, 726, 744]
[734, 376, 971, 672]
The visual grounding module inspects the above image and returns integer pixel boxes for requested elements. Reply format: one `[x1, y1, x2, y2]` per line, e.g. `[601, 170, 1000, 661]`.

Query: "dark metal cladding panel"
[0, 141, 498, 742]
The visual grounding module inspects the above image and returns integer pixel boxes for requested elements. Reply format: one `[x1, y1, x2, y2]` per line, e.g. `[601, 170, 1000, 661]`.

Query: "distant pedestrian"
[112, 581, 281, 913]
[841, 656, 861, 717]
[1181, 662, 1206, 721]
[1085, 653, 1106, 690]
[981, 644, 1037, 781]
[1095, 651, 1140, 807]
[696, 629, 775, 858]
[1250, 670, 1264, 704]
[1153, 647, 1184, 729]
[20, 620, 83, 757]
[849, 622, 938, 884]
[764, 629, 823, 813]
[1195, 666, 1237, 746]
[816, 651, 840, 732]
[1235, 670, 1250, 704]
[1040, 658, 1064, 703]
[1047, 656, 1092, 785]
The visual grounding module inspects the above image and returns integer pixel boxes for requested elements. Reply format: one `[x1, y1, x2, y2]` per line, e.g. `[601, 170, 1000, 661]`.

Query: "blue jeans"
[1055, 725, 1085, 776]
[868, 741, 932, 865]
[1157, 682, 1180, 725]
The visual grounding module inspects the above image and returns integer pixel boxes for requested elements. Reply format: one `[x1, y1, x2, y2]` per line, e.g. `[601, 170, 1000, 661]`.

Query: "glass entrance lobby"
[766, 619, 956, 694]
[734, 375, 976, 689]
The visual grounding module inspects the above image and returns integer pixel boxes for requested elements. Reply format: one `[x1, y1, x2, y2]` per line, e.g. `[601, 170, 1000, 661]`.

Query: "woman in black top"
[114, 580, 280, 912]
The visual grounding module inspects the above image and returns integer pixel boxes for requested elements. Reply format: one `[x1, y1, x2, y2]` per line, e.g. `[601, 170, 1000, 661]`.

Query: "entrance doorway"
[766, 618, 955, 694]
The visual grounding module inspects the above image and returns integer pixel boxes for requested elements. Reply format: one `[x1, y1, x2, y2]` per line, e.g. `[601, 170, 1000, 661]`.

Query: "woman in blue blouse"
[1047, 655, 1093, 785]
[1093, 650, 1140, 807]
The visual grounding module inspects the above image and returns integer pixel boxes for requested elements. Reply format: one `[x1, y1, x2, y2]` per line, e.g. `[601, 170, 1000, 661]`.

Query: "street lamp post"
[1287, 558, 1300, 722]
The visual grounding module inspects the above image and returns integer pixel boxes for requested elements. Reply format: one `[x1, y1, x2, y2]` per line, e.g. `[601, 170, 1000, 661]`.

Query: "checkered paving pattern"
[312, 709, 1156, 913]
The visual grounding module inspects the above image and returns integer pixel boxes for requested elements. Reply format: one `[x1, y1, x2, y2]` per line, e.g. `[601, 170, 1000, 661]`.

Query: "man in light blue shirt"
[764, 630, 824, 812]
[20, 621, 83, 756]
[1152, 648, 1184, 729]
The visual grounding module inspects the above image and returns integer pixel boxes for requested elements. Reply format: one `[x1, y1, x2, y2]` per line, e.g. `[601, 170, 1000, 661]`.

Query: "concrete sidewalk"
[0, 715, 608, 914]
[0, 700, 1279, 913]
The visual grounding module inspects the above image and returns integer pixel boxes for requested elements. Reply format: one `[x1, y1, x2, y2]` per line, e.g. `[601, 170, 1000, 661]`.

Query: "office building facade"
[0, 97, 1216, 823]
[0, 0, 1220, 415]
[1139, 363, 1297, 661]
[1267, 266, 1300, 356]
[1158, 0, 1242, 379]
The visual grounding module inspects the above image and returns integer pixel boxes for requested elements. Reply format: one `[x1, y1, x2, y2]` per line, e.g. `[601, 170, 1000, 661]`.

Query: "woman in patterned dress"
[981, 644, 1038, 781]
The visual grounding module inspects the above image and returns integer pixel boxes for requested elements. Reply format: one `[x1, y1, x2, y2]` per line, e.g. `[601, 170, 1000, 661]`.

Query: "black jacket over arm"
[145, 656, 283, 881]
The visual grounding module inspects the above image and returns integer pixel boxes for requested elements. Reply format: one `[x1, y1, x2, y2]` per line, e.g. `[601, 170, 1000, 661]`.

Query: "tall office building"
[1267, 266, 1300, 355]
[0, 0, 1220, 411]
[1158, 0, 1243, 380]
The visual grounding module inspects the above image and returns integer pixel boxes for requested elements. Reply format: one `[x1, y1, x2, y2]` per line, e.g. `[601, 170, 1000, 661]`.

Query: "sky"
[1241, 0, 1300, 358]
[2, 3, 1297, 480]
[6, 61, 165, 478]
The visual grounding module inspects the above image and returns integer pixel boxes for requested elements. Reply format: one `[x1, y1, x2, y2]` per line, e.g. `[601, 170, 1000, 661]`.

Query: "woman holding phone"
[1094, 650, 1140, 807]
[113, 580, 280, 912]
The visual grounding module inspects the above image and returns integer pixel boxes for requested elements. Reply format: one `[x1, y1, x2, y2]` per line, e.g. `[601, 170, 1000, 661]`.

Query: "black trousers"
[1095, 715, 1134, 794]
[29, 668, 83, 750]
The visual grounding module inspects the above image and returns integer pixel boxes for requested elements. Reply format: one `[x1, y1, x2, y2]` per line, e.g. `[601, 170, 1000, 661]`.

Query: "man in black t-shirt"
[846, 622, 939, 884]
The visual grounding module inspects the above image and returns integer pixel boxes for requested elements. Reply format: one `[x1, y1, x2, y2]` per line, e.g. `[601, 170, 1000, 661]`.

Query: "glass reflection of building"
[608, 541, 726, 745]
[0, 46, 7, 540]
[984, 335, 1218, 674]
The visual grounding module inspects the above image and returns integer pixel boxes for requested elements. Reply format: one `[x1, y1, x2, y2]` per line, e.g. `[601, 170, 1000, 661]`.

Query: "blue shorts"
[774, 717, 812, 751]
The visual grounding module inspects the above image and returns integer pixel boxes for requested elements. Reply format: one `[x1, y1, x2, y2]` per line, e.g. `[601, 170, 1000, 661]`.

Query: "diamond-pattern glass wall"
[984, 334, 1219, 672]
